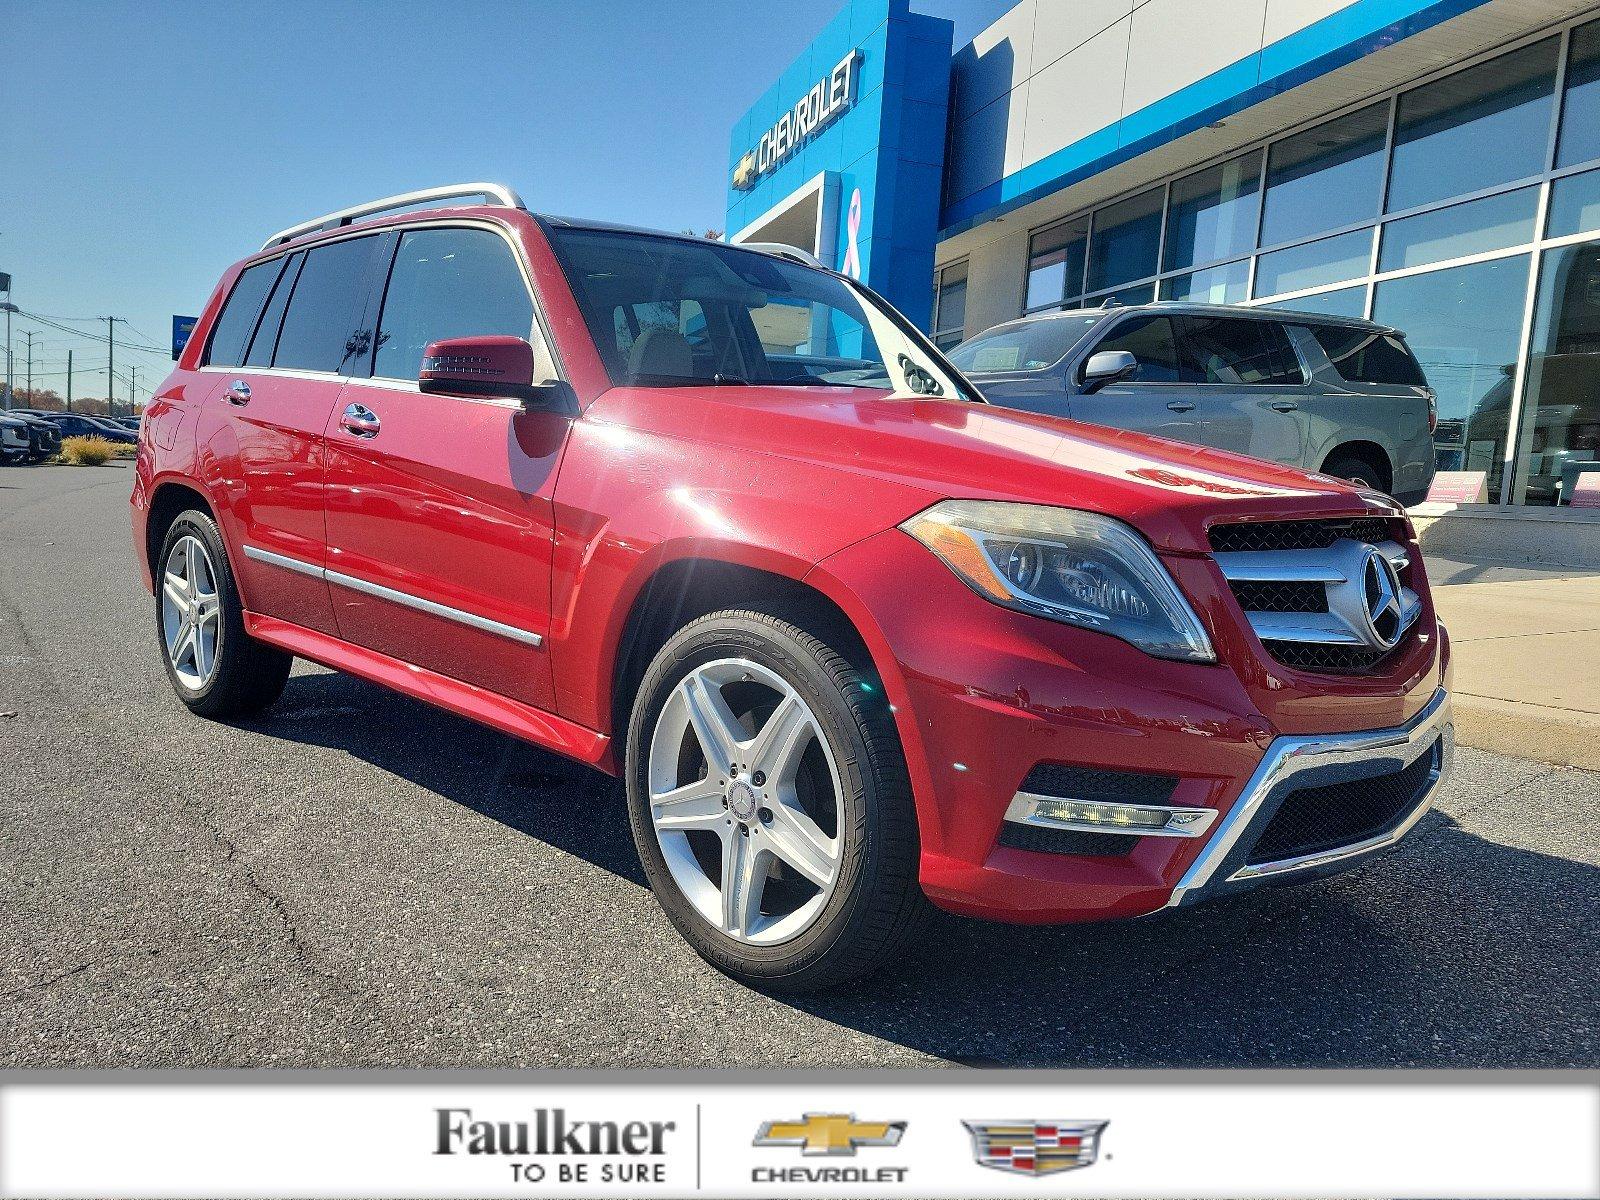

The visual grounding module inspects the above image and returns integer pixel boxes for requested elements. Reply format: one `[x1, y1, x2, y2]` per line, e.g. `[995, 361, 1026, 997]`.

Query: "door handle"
[1166, 400, 1196, 413]
[226, 380, 251, 406]
[1270, 400, 1299, 412]
[340, 402, 381, 439]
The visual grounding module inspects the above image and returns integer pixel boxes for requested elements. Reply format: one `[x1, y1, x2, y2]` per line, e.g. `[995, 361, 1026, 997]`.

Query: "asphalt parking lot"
[2, 462, 1597, 1068]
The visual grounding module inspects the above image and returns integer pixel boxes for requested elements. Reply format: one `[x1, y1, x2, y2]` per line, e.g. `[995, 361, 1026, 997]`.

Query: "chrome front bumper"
[1166, 688, 1454, 908]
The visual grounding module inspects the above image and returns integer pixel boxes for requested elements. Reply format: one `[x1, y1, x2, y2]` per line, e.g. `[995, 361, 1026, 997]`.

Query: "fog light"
[1004, 791, 1218, 839]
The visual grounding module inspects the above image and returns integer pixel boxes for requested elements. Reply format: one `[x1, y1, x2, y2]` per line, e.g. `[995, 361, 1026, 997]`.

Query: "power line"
[11, 309, 168, 354]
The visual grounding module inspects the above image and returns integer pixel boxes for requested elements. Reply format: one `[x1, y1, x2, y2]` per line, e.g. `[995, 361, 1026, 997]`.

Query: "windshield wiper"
[711, 373, 749, 386]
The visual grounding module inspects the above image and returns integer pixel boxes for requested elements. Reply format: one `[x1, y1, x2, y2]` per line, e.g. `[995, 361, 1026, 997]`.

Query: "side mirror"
[419, 336, 573, 412]
[1080, 349, 1139, 394]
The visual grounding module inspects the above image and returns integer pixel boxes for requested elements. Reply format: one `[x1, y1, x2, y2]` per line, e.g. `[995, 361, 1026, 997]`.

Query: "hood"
[595, 385, 1398, 554]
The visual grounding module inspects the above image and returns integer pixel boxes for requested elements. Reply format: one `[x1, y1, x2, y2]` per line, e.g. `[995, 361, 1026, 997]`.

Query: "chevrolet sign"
[733, 50, 861, 191]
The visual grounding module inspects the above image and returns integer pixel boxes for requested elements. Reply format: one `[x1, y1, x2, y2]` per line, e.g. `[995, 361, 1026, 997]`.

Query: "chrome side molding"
[240, 544, 543, 648]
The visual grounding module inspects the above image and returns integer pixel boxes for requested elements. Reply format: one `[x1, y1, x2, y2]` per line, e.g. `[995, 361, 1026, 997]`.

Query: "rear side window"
[1178, 316, 1304, 385]
[205, 259, 285, 367]
[1087, 315, 1183, 383]
[373, 227, 535, 381]
[274, 236, 379, 374]
[244, 253, 303, 368]
[1311, 325, 1428, 386]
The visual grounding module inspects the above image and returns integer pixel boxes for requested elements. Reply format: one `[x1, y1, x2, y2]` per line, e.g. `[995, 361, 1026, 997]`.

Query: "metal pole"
[66, 349, 73, 412]
[3, 296, 10, 410]
[23, 330, 36, 400]
[106, 317, 115, 419]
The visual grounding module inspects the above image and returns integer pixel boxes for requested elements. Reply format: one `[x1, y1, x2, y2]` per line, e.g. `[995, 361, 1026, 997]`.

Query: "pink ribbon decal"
[841, 188, 863, 279]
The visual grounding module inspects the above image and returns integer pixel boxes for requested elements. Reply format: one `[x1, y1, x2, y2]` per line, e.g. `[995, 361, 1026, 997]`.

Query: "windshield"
[546, 226, 970, 399]
[948, 313, 1104, 374]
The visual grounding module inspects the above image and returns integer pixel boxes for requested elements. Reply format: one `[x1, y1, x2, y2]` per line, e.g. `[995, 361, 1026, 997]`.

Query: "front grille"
[998, 823, 1136, 858]
[1230, 580, 1329, 613]
[1209, 518, 1395, 553]
[1244, 741, 1438, 866]
[1018, 764, 1177, 805]
[1263, 641, 1394, 674]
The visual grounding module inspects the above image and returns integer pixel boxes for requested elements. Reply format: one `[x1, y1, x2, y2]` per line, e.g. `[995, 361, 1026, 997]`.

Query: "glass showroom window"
[1378, 187, 1540, 273]
[933, 261, 968, 349]
[1086, 187, 1163, 293]
[1261, 285, 1367, 320]
[1025, 217, 1087, 311]
[1386, 37, 1559, 214]
[1513, 240, 1600, 504]
[1557, 19, 1600, 169]
[1548, 167, 1600, 239]
[1164, 150, 1262, 271]
[1259, 103, 1388, 248]
[1372, 255, 1532, 497]
[1162, 259, 1249, 305]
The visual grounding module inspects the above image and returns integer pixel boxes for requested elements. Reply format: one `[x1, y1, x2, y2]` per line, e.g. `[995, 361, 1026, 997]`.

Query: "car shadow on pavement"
[243, 668, 1598, 1067]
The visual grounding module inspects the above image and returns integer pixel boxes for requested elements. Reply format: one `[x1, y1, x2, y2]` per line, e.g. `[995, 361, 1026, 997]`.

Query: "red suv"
[133, 184, 1453, 990]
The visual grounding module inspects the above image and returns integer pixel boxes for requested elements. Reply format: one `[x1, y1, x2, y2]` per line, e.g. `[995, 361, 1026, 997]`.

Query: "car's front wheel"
[156, 510, 292, 718]
[625, 609, 925, 991]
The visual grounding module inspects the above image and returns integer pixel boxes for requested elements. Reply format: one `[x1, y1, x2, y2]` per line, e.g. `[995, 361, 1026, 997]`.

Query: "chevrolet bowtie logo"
[732, 151, 757, 190]
[753, 1113, 906, 1156]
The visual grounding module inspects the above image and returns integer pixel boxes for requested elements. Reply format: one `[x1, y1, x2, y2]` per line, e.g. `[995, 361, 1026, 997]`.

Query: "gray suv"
[949, 302, 1436, 506]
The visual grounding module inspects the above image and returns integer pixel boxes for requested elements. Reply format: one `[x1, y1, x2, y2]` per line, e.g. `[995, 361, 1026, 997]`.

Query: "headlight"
[900, 500, 1215, 663]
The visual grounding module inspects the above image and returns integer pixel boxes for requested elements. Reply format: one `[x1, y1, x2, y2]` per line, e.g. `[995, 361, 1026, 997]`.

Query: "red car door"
[320, 224, 564, 713]
[195, 234, 390, 636]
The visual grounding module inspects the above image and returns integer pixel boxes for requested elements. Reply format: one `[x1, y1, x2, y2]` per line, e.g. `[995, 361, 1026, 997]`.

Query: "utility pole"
[66, 349, 73, 412]
[128, 365, 139, 413]
[21, 330, 38, 402]
[104, 317, 125, 419]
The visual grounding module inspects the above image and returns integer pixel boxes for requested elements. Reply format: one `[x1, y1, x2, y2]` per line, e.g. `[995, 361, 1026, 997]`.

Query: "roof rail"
[260, 182, 525, 250]
[739, 242, 829, 271]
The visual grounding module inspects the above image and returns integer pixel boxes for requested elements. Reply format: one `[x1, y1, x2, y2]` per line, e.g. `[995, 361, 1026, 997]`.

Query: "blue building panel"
[726, 0, 953, 329]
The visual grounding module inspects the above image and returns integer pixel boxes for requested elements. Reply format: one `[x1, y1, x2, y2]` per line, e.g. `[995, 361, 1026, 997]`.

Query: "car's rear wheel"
[625, 609, 924, 991]
[1323, 450, 1386, 492]
[156, 510, 292, 718]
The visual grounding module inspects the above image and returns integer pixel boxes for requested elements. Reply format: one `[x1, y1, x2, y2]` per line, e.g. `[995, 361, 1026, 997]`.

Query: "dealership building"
[726, 0, 1600, 516]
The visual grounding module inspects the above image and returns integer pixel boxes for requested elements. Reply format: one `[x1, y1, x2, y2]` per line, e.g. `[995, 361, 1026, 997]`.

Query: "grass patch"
[58, 436, 123, 466]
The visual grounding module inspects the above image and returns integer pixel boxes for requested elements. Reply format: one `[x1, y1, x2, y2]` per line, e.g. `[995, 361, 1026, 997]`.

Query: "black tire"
[1323, 450, 1387, 492]
[155, 510, 292, 719]
[625, 609, 926, 991]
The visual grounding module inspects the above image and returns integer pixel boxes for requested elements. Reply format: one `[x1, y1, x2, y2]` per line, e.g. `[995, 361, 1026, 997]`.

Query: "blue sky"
[2, 0, 1012, 406]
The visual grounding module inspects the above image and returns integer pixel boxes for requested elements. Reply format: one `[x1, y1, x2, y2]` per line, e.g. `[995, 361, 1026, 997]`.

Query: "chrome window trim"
[241, 544, 543, 648]
[1166, 687, 1453, 905]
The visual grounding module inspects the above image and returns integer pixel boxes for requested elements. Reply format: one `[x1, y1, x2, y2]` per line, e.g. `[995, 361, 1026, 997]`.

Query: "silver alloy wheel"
[647, 658, 844, 945]
[161, 534, 222, 691]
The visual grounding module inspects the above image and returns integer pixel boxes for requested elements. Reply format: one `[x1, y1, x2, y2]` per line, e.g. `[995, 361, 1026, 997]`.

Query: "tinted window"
[274, 236, 378, 374]
[1026, 217, 1088, 310]
[374, 228, 535, 382]
[1312, 326, 1429, 387]
[1516, 239, 1600, 503]
[1260, 104, 1388, 247]
[1387, 38, 1558, 213]
[1164, 151, 1262, 271]
[1179, 317, 1304, 385]
[948, 314, 1103, 373]
[205, 259, 284, 367]
[1088, 315, 1181, 383]
[1558, 19, 1600, 168]
[934, 261, 968, 340]
[1378, 186, 1538, 272]
[1086, 188, 1163, 293]
[244, 252, 302, 368]
[1253, 228, 1372, 298]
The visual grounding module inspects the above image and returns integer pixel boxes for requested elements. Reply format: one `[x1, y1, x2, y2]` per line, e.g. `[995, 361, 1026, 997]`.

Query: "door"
[193, 236, 387, 635]
[1173, 314, 1309, 465]
[1068, 313, 1247, 447]
[321, 224, 565, 712]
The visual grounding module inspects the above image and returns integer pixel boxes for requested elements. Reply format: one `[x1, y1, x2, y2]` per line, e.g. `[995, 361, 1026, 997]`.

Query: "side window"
[1086, 316, 1182, 383]
[1179, 317, 1305, 385]
[274, 236, 378, 374]
[204, 259, 285, 367]
[1310, 324, 1428, 386]
[374, 227, 536, 382]
[244, 253, 303, 368]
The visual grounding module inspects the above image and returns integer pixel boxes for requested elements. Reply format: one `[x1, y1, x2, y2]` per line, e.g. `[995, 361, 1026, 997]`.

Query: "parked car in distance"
[2, 411, 63, 461]
[133, 184, 1452, 991]
[16, 410, 139, 444]
[0, 415, 33, 464]
[949, 302, 1437, 506]
[110, 415, 143, 431]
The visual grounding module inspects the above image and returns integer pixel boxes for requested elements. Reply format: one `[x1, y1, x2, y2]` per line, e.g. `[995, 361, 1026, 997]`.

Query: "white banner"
[0, 1076, 1595, 1198]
